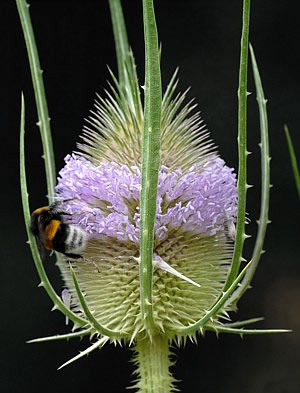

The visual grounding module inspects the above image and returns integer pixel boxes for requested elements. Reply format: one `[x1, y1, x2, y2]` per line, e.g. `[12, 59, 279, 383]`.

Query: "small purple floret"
[55, 154, 237, 243]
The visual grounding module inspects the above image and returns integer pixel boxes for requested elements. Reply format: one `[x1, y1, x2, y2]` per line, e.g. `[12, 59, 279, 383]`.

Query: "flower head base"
[55, 72, 238, 341]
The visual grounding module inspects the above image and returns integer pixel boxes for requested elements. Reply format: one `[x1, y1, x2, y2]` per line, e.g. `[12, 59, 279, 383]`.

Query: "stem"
[16, 0, 56, 202]
[139, 0, 162, 331]
[108, 0, 143, 126]
[224, 0, 251, 290]
[108, 0, 130, 89]
[132, 335, 175, 393]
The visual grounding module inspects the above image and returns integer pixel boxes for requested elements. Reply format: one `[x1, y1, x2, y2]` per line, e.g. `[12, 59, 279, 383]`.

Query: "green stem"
[224, 0, 251, 290]
[139, 0, 162, 331]
[132, 335, 174, 393]
[108, 0, 130, 89]
[108, 0, 143, 124]
[16, 0, 56, 202]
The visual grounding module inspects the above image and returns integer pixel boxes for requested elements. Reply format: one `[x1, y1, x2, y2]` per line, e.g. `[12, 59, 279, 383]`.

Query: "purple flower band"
[55, 154, 237, 243]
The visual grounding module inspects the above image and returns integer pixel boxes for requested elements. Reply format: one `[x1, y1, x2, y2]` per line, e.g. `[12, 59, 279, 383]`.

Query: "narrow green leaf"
[139, 0, 162, 330]
[16, 0, 56, 202]
[177, 262, 252, 336]
[27, 329, 92, 343]
[227, 44, 271, 307]
[70, 266, 125, 338]
[284, 125, 300, 198]
[20, 93, 87, 327]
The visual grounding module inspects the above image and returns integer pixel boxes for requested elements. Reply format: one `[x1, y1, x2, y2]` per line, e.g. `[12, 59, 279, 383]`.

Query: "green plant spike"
[221, 317, 264, 328]
[139, 0, 162, 331]
[20, 93, 87, 328]
[57, 336, 109, 370]
[27, 329, 93, 344]
[16, 0, 56, 202]
[224, 0, 251, 291]
[177, 261, 252, 336]
[70, 265, 125, 339]
[284, 125, 300, 198]
[205, 325, 291, 336]
[226, 44, 271, 307]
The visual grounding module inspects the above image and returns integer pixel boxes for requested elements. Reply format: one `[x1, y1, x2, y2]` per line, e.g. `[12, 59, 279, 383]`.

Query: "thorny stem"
[16, 0, 56, 202]
[132, 335, 175, 393]
[224, 0, 251, 290]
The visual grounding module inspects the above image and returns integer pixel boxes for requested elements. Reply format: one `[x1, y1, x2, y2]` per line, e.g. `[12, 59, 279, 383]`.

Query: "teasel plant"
[17, 0, 290, 391]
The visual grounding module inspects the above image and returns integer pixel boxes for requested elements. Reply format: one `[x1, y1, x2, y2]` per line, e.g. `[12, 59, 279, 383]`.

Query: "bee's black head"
[30, 206, 53, 234]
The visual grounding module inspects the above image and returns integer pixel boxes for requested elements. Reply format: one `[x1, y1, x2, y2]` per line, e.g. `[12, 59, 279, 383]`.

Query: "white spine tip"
[38, 282, 44, 288]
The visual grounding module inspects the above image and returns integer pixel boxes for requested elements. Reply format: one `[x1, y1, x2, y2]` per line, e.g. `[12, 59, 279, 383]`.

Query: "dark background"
[2, 1, 300, 392]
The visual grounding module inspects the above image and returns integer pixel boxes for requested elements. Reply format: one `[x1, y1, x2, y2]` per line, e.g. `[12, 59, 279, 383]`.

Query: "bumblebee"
[30, 204, 88, 260]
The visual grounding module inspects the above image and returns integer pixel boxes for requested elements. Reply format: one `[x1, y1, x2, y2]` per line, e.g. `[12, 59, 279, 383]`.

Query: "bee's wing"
[33, 231, 48, 263]
[30, 213, 48, 263]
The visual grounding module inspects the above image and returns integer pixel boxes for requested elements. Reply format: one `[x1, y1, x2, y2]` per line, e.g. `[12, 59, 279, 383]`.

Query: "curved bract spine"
[227, 44, 271, 307]
[177, 262, 251, 336]
[19, 94, 88, 328]
[27, 329, 93, 343]
[70, 266, 126, 339]
[205, 326, 290, 336]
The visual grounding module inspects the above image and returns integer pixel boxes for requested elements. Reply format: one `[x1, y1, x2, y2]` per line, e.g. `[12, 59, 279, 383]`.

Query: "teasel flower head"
[54, 65, 238, 343]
